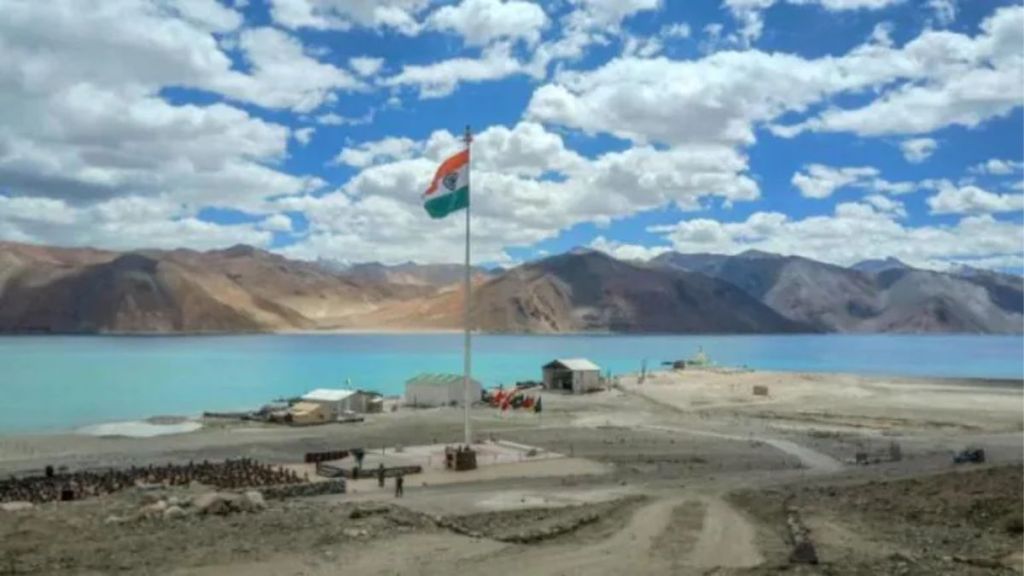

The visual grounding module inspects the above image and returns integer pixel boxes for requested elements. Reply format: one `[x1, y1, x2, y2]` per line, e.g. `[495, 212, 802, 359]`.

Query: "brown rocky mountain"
[338, 261, 493, 287]
[652, 250, 1023, 334]
[469, 250, 807, 333]
[0, 242, 428, 333]
[1, 241, 1019, 334]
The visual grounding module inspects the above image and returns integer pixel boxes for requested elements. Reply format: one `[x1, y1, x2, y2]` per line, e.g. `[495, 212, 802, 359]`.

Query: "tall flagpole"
[462, 125, 473, 446]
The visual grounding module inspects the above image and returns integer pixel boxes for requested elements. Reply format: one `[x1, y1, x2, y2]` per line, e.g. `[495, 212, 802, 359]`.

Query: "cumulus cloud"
[0, 195, 272, 250]
[776, 7, 1023, 137]
[792, 165, 879, 199]
[427, 0, 549, 47]
[650, 203, 1023, 270]
[349, 56, 385, 77]
[294, 127, 316, 145]
[530, 7, 1024, 147]
[260, 213, 294, 232]
[900, 138, 938, 163]
[0, 0, 330, 250]
[268, 0, 432, 34]
[385, 43, 525, 98]
[927, 183, 1024, 215]
[588, 236, 671, 261]
[334, 137, 421, 167]
[723, 0, 902, 45]
[969, 159, 1024, 176]
[276, 121, 759, 263]
[789, 165, 919, 199]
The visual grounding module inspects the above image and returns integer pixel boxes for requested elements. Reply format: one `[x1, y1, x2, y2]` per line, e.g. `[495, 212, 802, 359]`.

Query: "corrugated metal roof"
[302, 388, 356, 402]
[405, 373, 481, 387]
[546, 358, 601, 371]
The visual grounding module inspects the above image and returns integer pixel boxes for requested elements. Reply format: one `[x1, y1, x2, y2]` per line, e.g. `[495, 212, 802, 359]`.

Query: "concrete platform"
[288, 440, 611, 495]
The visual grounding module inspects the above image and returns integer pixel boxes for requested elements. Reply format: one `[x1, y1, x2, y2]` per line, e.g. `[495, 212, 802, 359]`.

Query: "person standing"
[377, 463, 385, 488]
[395, 474, 404, 498]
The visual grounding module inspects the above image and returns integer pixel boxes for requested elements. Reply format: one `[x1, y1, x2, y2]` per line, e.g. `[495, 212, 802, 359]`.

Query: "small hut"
[542, 358, 602, 394]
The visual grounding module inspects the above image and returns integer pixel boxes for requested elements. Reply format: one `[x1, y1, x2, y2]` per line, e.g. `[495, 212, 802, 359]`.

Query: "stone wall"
[262, 480, 346, 500]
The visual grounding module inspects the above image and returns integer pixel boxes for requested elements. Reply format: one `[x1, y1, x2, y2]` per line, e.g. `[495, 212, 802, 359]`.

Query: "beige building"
[542, 358, 602, 394]
[300, 388, 382, 417]
[405, 374, 482, 407]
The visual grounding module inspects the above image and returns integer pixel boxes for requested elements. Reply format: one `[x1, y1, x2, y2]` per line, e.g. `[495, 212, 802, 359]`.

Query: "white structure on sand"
[542, 358, 602, 394]
[404, 374, 482, 407]
[301, 388, 384, 417]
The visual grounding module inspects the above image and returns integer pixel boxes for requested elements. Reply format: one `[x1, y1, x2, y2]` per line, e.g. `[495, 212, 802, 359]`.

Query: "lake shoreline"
[2, 333, 1021, 435]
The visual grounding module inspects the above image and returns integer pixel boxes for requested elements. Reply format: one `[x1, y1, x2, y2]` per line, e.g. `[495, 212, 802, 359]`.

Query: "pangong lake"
[1, 333, 1021, 434]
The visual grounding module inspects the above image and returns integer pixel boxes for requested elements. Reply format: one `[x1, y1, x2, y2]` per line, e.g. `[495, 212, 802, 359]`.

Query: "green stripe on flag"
[424, 186, 469, 219]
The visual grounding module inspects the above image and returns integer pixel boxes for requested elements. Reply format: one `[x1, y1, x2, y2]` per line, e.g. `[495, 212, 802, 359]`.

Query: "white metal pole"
[462, 125, 473, 446]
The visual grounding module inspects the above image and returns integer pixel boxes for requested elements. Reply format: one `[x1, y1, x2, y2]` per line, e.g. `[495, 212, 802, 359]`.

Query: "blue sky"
[0, 0, 1021, 270]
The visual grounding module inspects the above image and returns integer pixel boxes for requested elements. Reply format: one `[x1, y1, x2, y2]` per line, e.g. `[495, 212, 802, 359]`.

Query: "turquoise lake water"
[1, 334, 1021, 434]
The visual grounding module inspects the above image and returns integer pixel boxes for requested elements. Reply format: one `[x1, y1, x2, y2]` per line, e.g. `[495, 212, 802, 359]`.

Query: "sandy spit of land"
[1, 369, 1021, 576]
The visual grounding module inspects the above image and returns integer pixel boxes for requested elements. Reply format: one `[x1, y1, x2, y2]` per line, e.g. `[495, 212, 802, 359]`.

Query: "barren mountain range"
[0, 241, 1019, 334]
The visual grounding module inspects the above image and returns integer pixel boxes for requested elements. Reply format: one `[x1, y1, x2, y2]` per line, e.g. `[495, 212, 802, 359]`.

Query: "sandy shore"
[1, 369, 1021, 575]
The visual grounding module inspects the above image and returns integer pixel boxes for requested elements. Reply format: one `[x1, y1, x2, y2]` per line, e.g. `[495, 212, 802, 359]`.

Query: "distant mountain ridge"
[651, 250, 1022, 334]
[0, 241, 1019, 334]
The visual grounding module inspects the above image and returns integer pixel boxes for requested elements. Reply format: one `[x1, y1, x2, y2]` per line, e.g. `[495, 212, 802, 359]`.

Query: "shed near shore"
[404, 374, 482, 407]
[542, 358, 602, 394]
[301, 388, 383, 416]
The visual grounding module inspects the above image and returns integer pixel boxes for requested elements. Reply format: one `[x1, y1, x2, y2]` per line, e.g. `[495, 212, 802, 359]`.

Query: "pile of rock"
[106, 490, 267, 524]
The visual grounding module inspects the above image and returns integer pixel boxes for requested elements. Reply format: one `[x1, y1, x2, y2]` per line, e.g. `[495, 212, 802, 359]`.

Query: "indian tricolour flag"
[422, 149, 469, 219]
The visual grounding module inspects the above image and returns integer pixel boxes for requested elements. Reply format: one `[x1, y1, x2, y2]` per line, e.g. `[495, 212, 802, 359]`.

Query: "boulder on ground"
[194, 491, 265, 515]
[0, 501, 34, 512]
[163, 505, 187, 519]
[244, 491, 266, 511]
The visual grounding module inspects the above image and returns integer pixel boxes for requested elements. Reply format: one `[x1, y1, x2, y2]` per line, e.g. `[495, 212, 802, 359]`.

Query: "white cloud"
[588, 236, 671, 261]
[524, 0, 662, 78]
[790, 165, 922, 199]
[294, 127, 316, 145]
[969, 158, 1024, 176]
[724, 0, 902, 45]
[792, 165, 879, 199]
[0, 195, 273, 251]
[863, 194, 906, 217]
[651, 203, 1023, 270]
[385, 43, 525, 98]
[260, 213, 294, 232]
[567, 0, 662, 30]
[900, 138, 937, 163]
[212, 27, 365, 112]
[661, 22, 691, 38]
[927, 0, 956, 26]
[334, 137, 420, 167]
[530, 7, 1024, 148]
[776, 6, 1024, 137]
[428, 0, 549, 47]
[167, 0, 244, 32]
[927, 183, 1024, 215]
[276, 122, 758, 263]
[349, 56, 385, 77]
[317, 110, 376, 126]
[0, 0, 332, 253]
[268, 0, 432, 34]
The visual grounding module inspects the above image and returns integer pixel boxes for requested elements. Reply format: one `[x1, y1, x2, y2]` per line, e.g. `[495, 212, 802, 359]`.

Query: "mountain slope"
[472, 250, 809, 333]
[653, 250, 879, 331]
[0, 242, 426, 333]
[341, 261, 492, 287]
[653, 250, 1022, 334]
[1, 241, 1018, 334]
